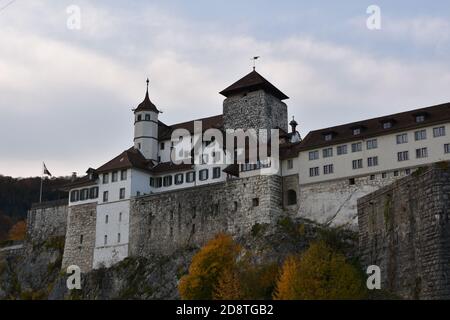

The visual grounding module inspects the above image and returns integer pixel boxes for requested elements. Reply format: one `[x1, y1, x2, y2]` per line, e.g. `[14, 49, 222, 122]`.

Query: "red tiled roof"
[96, 147, 153, 173]
[219, 70, 289, 100]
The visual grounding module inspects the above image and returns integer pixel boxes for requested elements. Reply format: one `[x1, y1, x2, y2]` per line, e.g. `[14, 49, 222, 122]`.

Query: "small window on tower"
[137, 115, 142, 121]
[160, 142, 165, 150]
[145, 114, 150, 121]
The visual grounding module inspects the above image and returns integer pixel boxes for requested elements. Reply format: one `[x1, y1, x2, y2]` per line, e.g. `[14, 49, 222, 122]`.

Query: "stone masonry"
[223, 90, 288, 132]
[27, 199, 68, 244]
[129, 175, 282, 257]
[61, 203, 97, 273]
[358, 162, 450, 299]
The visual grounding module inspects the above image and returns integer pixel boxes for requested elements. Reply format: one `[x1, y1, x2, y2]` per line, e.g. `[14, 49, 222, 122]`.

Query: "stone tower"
[133, 79, 160, 162]
[220, 70, 289, 131]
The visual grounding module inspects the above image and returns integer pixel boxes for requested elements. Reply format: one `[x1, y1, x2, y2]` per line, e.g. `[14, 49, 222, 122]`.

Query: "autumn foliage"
[273, 241, 365, 300]
[179, 233, 241, 300]
[8, 220, 27, 241]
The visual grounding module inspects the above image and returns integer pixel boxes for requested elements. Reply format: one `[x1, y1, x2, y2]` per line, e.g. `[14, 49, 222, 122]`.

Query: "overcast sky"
[1, 0, 450, 177]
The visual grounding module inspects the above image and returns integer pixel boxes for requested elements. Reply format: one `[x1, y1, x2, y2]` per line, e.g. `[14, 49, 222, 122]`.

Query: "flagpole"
[39, 162, 43, 203]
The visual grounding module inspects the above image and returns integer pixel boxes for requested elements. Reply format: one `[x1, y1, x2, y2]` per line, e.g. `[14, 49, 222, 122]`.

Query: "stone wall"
[27, 199, 68, 244]
[223, 90, 288, 131]
[358, 162, 450, 299]
[62, 203, 97, 273]
[129, 175, 282, 257]
[297, 172, 404, 227]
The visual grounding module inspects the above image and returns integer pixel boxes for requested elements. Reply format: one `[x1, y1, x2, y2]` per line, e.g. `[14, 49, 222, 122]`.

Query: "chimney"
[71, 172, 77, 182]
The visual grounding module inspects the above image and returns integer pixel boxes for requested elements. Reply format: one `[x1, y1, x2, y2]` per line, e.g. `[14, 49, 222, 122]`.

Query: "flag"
[43, 163, 52, 177]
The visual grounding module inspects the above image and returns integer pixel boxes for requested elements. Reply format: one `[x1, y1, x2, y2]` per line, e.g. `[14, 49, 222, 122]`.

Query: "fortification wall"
[27, 199, 68, 244]
[358, 162, 450, 299]
[62, 202, 97, 273]
[129, 175, 282, 257]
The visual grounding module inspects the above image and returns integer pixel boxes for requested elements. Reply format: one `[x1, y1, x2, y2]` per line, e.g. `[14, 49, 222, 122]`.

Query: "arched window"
[287, 190, 297, 206]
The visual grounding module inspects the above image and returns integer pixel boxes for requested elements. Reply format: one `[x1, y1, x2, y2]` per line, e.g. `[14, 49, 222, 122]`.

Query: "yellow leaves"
[8, 220, 26, 241]
[274, 241, 366, 300]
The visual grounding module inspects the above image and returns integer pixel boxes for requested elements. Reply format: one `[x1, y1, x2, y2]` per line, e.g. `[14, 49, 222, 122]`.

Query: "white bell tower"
[133, 78, 160, 162]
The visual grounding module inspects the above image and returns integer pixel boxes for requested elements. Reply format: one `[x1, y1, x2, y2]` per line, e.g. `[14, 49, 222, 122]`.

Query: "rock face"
[358, 162, 450, 299]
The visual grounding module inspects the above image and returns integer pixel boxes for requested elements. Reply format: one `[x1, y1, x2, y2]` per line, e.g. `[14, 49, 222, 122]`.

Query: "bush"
[274, 241, 366, 300]
[8, 220, 26, 241]
[178, 233, 241, 300]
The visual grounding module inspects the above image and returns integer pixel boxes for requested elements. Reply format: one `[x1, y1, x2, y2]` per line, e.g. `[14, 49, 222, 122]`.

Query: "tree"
[274, 241, 366, 300]
[179, 233, 241, 300]
[213, 267, 242, 300]
[8, 220, 27, 241]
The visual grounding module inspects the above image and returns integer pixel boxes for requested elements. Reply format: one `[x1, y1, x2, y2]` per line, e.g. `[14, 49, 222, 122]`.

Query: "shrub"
[8, 220, 26, 241]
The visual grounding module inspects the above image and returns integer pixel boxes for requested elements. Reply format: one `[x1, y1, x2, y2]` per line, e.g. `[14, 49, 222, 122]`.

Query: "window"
[382, 172, 387, 179]
[368, 156, 379, 167]
[351, 142, 362, 153]
[287, 190, 297, 205]
[160, 142, 165, 150]
[119, 188, 126, 199]
[352, 159, 363, 170]
[118, 233, 121, 243]
[252, 198, 259, 207]
[186, 172, 196, 183]
[353, 128, 361, 135]
[163, 176, 173, 187]
[102, 173, 109, 184]
[70, 190, 79, 202]
[199, 169, 209, 181]
[337, 145, 347, 155]
[89, 187, 99, 199]
[383, 122, 392, 129]
[394, 171, 399, 177]
[137, 115, 142, 121]
[112, 171, 118, 182]
[80, 188, 89, 201]
[309, 167, 319, 177]
[103, 191, 109, 202]
[136, 191, 141, 196]
[309, 150, 319, 160]
[155, 177, 162, 188]
[287, 159, 294, 169]
[398, 151, 409, 162]
[322, 148, 333, 158]
[416, 115, 425, 123]
[323, 164, 334, 175]
[145, 114, 150, 121]
[119, 212, 122, 222]
[370, 175, 375, 180]
[175, 173, 184, 185]
[416, 148, 428, 159]
[213, 167, 221, 179]
[105, 215, 109, 224]
[138, 143, 141, 150]
[121, 169, 127, 180]
[415, 129, 427, 141]
[445, 144, 450, 154]
[104, 235, 108, 245]
[405, 169, 411, 175]
[366, 139, 378, 150]
[149, 177, 155, 187]
[396, 133, 408, 144]
[349, 178, 356, 185]
[80, 235, 83, 245]
[433, 126, 446, 137]
[324, 133, 333, 141]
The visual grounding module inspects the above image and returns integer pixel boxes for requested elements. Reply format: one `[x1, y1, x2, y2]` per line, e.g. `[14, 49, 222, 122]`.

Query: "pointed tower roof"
[219, 70, 289, 100]
[134, 78, 160, 113]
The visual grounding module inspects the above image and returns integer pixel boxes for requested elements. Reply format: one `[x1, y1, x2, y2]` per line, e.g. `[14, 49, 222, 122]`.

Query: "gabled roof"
[158, 114, 224, 140]
[286, 102, 450, 156]
[96, 147, 153, 173]
[219, 70, 289, 100]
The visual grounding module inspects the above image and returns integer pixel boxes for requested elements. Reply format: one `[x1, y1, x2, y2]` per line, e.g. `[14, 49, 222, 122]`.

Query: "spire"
[289, 116, 298, 133]
[134, 77, 160, 113]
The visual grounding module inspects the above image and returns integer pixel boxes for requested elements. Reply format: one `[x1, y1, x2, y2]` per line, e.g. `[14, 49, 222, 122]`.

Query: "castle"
[27, 69, 450, 273]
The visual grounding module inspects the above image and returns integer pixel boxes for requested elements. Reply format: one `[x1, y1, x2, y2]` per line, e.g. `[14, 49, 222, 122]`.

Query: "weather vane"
[252, 56, 260, 71]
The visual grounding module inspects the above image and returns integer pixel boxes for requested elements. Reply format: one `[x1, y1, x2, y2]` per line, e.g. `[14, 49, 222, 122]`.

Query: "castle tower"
[220, 70, 289, 131]
[133, 79, 160, 161]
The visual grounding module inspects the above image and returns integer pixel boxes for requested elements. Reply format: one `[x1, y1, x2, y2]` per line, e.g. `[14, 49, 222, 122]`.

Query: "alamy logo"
[66, 5, 81, 30]
[170, 122, 280, 175]
[366, 265, 381, 290]
[366, 5, 381, 30]
[66, 265, 81, 290]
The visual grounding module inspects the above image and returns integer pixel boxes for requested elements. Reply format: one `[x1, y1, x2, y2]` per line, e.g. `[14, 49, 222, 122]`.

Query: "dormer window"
[383, 122, 392, 129]
[353, 128, 361, 135]
[416, 115, 425, 123]
[324, 133, 333, 141]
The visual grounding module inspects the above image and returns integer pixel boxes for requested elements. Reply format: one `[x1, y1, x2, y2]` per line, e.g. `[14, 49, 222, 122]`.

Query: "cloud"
[1, 2, 450, 177]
